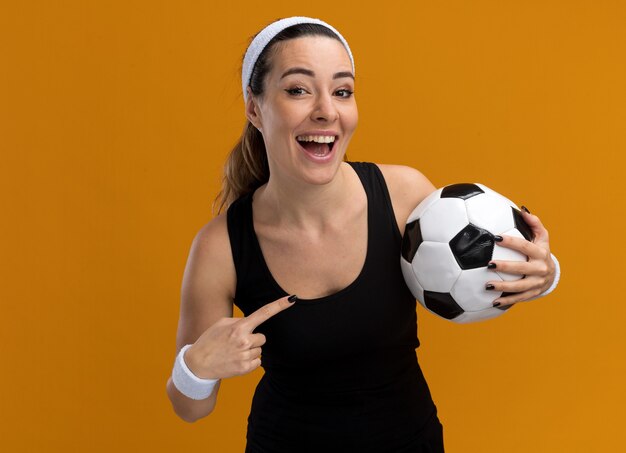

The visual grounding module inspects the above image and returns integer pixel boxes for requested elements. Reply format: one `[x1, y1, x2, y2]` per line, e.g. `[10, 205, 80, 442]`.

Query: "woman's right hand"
[183, 295, 296, 380]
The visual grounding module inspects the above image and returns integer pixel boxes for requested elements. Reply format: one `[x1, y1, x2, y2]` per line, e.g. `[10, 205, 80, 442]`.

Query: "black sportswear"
[227, 161, 444, 452]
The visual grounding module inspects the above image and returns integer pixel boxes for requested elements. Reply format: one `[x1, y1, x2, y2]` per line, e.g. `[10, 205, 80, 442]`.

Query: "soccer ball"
[400, 183, 534, 323]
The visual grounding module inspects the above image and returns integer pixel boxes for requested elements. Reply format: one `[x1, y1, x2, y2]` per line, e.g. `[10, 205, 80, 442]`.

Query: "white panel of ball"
[465, 192, 517, 235]
[450, 267, 503, 311]
[407, 188, 442, 223]
[475, 183, 518, 209]
[419, 198, 469, 243]
[453, 307, 507, 324]
[412, 241, 462, 292]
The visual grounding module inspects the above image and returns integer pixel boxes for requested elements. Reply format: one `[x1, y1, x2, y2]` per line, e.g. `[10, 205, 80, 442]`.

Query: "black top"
[227, 162, 440, 452]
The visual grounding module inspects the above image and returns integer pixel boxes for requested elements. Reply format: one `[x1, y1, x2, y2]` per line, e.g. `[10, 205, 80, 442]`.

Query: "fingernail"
[288, 295, 298, 303]
[485, 284, 495, 290]
[487, 262, 497, 269]
[521, 206, 531, 214]
[494, 235, 503, 242]
[493, 301, 501, 307]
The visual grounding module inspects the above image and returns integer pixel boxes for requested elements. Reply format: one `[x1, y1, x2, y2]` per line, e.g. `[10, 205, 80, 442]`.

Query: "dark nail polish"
[493, 301, 501, 307]
[494, 235, 503, 242]
[487, 262, 497, 269]
[521, 205, 531, 214]
[485, 284, 495, 290]
[288, 295, 298, 303]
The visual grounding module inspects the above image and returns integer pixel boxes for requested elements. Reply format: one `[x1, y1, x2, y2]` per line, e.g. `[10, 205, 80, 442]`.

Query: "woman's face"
[247, 36, 358, 186]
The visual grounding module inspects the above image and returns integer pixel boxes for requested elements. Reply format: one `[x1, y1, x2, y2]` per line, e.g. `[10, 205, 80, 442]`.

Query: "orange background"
[1, 1, 624, 452]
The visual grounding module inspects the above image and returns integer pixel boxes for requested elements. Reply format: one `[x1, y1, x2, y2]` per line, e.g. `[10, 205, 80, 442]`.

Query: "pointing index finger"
[238, 295, 296, 332]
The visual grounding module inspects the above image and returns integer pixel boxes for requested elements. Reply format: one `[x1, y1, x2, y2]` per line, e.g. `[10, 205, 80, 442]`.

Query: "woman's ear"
[245, 87, 263, 132]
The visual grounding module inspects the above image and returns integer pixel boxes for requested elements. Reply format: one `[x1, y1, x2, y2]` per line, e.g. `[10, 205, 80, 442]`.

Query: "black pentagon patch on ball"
[424, 291, 465, 319]
[449, 224, 494, 270]
[512, 207, 535, 242]
[402, 218, 423, 262]
[441, 183, 484, 200]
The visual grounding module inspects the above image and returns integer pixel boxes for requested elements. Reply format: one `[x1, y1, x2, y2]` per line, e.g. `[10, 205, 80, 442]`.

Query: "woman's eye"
[336, 89, 354, 98]
[285, 87, 306, 96]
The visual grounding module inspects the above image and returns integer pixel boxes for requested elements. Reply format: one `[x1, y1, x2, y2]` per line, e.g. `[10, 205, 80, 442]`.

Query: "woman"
[166, 17, 559, 452]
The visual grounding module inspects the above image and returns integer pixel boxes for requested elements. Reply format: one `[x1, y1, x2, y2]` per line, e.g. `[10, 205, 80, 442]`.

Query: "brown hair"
[213, 22, 347, 214]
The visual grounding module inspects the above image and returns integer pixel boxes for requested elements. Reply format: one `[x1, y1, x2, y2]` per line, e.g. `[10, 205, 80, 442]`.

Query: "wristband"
[172, 344, 219, 400]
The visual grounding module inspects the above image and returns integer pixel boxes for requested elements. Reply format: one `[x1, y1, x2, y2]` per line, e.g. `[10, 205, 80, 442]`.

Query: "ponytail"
[213, 121, 268, 214]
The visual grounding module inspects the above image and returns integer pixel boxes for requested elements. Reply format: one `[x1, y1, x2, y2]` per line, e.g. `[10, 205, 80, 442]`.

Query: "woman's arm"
[166, 214, 236, 422]
[166, 214, 295, 422]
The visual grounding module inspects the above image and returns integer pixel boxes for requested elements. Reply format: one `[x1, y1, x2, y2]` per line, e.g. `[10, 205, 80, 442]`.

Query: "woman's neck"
[253, 162, 355, 230]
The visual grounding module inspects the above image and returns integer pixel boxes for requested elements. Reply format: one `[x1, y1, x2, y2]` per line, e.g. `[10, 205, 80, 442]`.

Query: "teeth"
[296, 135, 336, 143]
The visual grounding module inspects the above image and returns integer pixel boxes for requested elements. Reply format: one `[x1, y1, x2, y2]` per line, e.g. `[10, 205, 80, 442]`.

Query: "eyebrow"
[280, 67, 355, 80]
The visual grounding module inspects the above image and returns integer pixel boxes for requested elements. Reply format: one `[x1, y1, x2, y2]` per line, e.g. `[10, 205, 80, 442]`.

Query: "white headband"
[242, 16, 355, 103]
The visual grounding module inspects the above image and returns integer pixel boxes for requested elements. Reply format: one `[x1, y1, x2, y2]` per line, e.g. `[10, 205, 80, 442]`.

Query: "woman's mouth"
[295, 135, 337, 159]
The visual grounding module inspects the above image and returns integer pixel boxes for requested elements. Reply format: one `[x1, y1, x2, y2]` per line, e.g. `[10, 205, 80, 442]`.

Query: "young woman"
[166, 17, 559, 452]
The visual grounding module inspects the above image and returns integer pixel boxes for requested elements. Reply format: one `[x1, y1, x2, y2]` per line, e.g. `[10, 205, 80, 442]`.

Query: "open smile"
[295, 135, 338, 162]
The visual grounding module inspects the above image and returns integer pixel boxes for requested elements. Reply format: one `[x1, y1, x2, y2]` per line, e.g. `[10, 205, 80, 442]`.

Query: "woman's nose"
[311, 93, 338, 122]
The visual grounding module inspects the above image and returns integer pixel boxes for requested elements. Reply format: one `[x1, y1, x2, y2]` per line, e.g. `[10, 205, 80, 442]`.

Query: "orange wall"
[1, 1, 624, 452]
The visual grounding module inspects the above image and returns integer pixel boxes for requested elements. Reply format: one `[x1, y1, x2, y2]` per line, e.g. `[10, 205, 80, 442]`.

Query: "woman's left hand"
[486, 207, 556, 308]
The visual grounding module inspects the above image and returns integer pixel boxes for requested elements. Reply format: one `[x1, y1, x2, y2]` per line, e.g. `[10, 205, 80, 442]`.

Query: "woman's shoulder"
[368, 163, 437, 231]
[374, 163, 436, 206]
[187, 213, 236, 301]
[193, 212, 229, 247]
